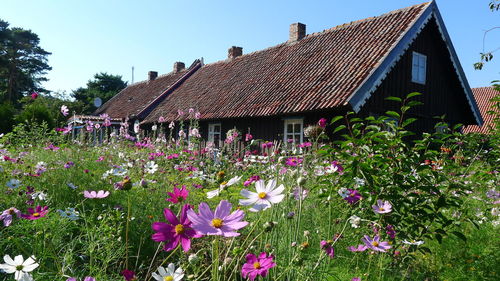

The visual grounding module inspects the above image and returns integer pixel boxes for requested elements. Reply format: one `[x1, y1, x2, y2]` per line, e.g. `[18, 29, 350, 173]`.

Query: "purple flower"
[187, 200, 248, 237]
[347, 244, 367, 252]
[318, 118, 327, 128]
[372, 200, 392, 214]
[361, 235, 391, 252]
[152, 204, 201, 252]
[344, 189, 362, 204]
[64, 161, 74, 169]
[241, 252, 276, 281]
[21, 205, 49, 220]
[0, 207, 22, 226]
[386, 225, 396, 239]
[320, 240, 335, 258]
[121, 269, 136, 280]
[66, 278, 95, 281]
[352, 278, 361, 281]
[166, 186, 189, 204]
[285, 157, 302, 167]
[84, 190, 110, 199]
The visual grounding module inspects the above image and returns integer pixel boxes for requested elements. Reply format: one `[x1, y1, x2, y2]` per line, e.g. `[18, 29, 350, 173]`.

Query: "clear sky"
[2, 0, 499, 96]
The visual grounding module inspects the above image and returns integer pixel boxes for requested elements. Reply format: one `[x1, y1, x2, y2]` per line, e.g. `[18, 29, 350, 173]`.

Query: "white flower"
[338, 188, 349, 199]
[239, 179, 285, 212]
[67, 183, 78, 190]
[6, 179, 22, 189]
[402, 239, 425, 246]
[348, 215, 361, 228]
[145, 161, 158, 174]
[354, 177, 365, 186]
[57, 208, 80, 220]
[207, 176, 242, 199]
[152, 124, 158, 131]
[152, 263, 184, 281]
[0, 254, 39, 280]
[18, 273, 34, 281]
[31, 192, 47, 201]
[112, 167, 127, 176]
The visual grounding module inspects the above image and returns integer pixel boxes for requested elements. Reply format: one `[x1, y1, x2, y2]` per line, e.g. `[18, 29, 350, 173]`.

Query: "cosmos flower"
[151, 263, 184, 281]
[241, 252, 276, 281]
[0, 254, 39, 280]
[239, 179, 285, 212]
[347, 244, 367, 252]
[361, 235, 391, 252]
[372, 200, 392, 214]
[285, 157, 302, 167]
[344, 189, 362, 204]
[348, 215, 361, 228]
[21, 206, 49, 220]
[121, 269, 136, 281]
[83, 190, 110, 199]
[152, 204, 201, 252]
[318, 118, 327, 128]
[6, 179, 22, 189]
[402, 239, 425, 245]
[66, 277, 96, 281]
[61, 105, 69, 116]
[166, 186, 189, 204]
[187, 200, 248, 237]
[145, 161, 158, 174]
[57, 208, 80, 221]
[320, 240, 335, 258]
[0, 207, 22, 226]
[31, 92, 38, 99]
[206, 176, 242, 199]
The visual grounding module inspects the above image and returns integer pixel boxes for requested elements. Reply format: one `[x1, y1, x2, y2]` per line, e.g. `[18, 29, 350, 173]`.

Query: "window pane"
[287, 124, 293, 133]
[214, 125, 221, 133]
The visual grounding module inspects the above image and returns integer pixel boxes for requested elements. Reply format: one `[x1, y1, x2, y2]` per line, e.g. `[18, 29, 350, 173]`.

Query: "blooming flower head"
[0, 254, 39, 280]
[239, 179, 285, 212]
[31, 92, 38, 99]
[285, 157, 302, 167]
[372, 200, 392, 214]
[57, 208, 80, 221]
[166, 186, 189, 204]
[348, 215, 361, 228]
[402, 239, 424, 246]
[22, 206, 48, 220]
[347, 244, 368, 252]
[152, 204, 201, 252]
[241, 252, 276, 281]
[6, 179, 22, 189]
[361, 235, 391, 252]
[386, 225, 396, 239]
[0, 207, 22, 226]
[187, 200, 248, 237]
[145, 161, 158, 174]
[152, 263, 184, 281]
[344, 189, 362, 204]
[320, 240, 335, 258]
[61, 105, 69, 116]
[121, 269, 136, 281]
[318, 118, 327, 128]
[245, 133, 253, 142]
[84, 190, 110, 199]
[206, 175, 242, 199]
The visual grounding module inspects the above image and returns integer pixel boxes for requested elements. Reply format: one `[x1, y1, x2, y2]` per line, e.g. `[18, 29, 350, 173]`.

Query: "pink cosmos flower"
[152, 204, 201, 252]
[0, 207, 22, 226]
[245, 133, 253, 142]
[61, 105, 69, 116]
[344, 189, 362, 204]
[22, 205, 49, 220]
[372, 200, 392, 214]
[347, 244, 367, 252]
[361, 235, 391, 252]
[195, 112, 201, 119]
[285, 157, 302, 167]
[318, 118, 327, 128]
[187, 200, 248, 237]
[241, 252, 276, 281]
[166, 186, 189, 204]
[44, 143, 60, 151]
[31, 92, 38, 99]
[320, 240, 335, 258]
[84, 190, 110, 199]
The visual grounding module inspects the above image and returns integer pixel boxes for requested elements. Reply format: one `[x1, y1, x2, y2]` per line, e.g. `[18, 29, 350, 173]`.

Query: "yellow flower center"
[8, 208, 15, 215]
[221, 181, 228, 186]
[212, 218, 223, 228]
[175, 224, 185, 235]
[258, 192, 267, 199]
[372, 241, 379, 247]
[253, 262, 261, 269]
[163, 276, 173, 281]
[33, 212, 40, 217]
[379, 207, 384, 211]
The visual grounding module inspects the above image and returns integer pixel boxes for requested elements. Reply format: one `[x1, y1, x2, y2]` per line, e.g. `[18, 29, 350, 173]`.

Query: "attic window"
[412, 52, 427, 84]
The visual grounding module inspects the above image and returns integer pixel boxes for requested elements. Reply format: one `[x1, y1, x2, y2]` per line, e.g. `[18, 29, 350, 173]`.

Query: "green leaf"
[333, 125, 346, 134]
[385, 111, 400, 119]
[451, 231, 467, 242]
[330, 116, 343, 125]
[406, 92, 422, 99]
[435, 233, 443, 244]
[385, 96, 402, 102]
[402, 118, 417, 127]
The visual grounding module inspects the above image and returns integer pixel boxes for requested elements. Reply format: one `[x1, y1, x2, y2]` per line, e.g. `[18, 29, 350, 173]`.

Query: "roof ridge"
[125, 67, 189, 88]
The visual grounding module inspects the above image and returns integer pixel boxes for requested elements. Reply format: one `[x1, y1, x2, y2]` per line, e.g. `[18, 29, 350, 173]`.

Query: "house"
[463, 87, 499, 134]
[94, 1, 482, 144]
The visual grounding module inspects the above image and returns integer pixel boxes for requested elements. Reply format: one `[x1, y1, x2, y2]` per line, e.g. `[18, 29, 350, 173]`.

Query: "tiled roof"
[463, 87, 499, 134]
[94, 69, 189, 119]
[142, 2, 431, 123]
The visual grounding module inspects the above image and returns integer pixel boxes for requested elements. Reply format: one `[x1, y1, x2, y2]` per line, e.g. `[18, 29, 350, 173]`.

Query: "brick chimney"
[289, 23, 306, 41]
[148, 71, 158, 81]
[173, 62, 185, 73]
[228, 46, 243, 59]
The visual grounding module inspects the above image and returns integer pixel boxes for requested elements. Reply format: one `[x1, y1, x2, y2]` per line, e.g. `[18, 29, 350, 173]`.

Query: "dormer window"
[412, 52, 427, 84]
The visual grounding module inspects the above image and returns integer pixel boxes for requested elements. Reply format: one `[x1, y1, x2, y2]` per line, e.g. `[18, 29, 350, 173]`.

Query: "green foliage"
[14, 98, 56, 128]
[0, 102, 16, 133]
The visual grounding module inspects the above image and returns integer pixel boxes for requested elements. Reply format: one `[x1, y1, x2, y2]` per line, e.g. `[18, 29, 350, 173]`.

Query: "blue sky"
[2, 0, 499, 96]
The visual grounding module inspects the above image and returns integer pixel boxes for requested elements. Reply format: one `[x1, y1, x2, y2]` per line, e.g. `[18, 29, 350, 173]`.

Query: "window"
[284, 119, 303, 144]
[208, 123, 221, 146]
[412, 52, 427, 84]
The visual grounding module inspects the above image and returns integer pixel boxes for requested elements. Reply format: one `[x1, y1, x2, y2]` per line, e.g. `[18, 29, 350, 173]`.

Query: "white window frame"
[208, 123, 222, 145]
[283, 118, 303, 144]
[411, 52, 427, 85]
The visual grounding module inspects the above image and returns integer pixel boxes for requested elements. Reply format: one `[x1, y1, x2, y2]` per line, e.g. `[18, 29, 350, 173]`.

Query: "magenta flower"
[347, 244, 367, 252]
[121, 269, 136, 281]
[386, 225, 396, 239]
[241, 252, 276, 281]
[64, 161, 74, 169]
[285, 157, 302, 167]
[67, 277, 95, 281]
[31, 92, 39, 99]
[0, 207, 22, 226]
[84, 190, 110, 199]
[361, 235, 391, 252]
[187, 200, 248, 237]
[344, 189, 362, 204]
[372, 200, 392, 214]
[152, 204, 201, 252]
[320, 240, 335, 258]
[166, 186, 189, 204]
[318, 118, 327, 128]
[22, 205, 49, 220]
[352, 278, 361, 281]
[245, 133, 253, 142]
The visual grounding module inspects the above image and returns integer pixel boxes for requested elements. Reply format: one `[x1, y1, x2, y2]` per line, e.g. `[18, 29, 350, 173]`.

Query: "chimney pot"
[228, 46, 243, 59]
[148, 71, 158, 81]
[173, 62, 185, 73]
[289, 23, 306, 41]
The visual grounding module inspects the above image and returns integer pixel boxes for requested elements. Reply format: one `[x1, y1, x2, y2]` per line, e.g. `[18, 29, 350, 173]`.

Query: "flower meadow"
[0, 100, 499, 280]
